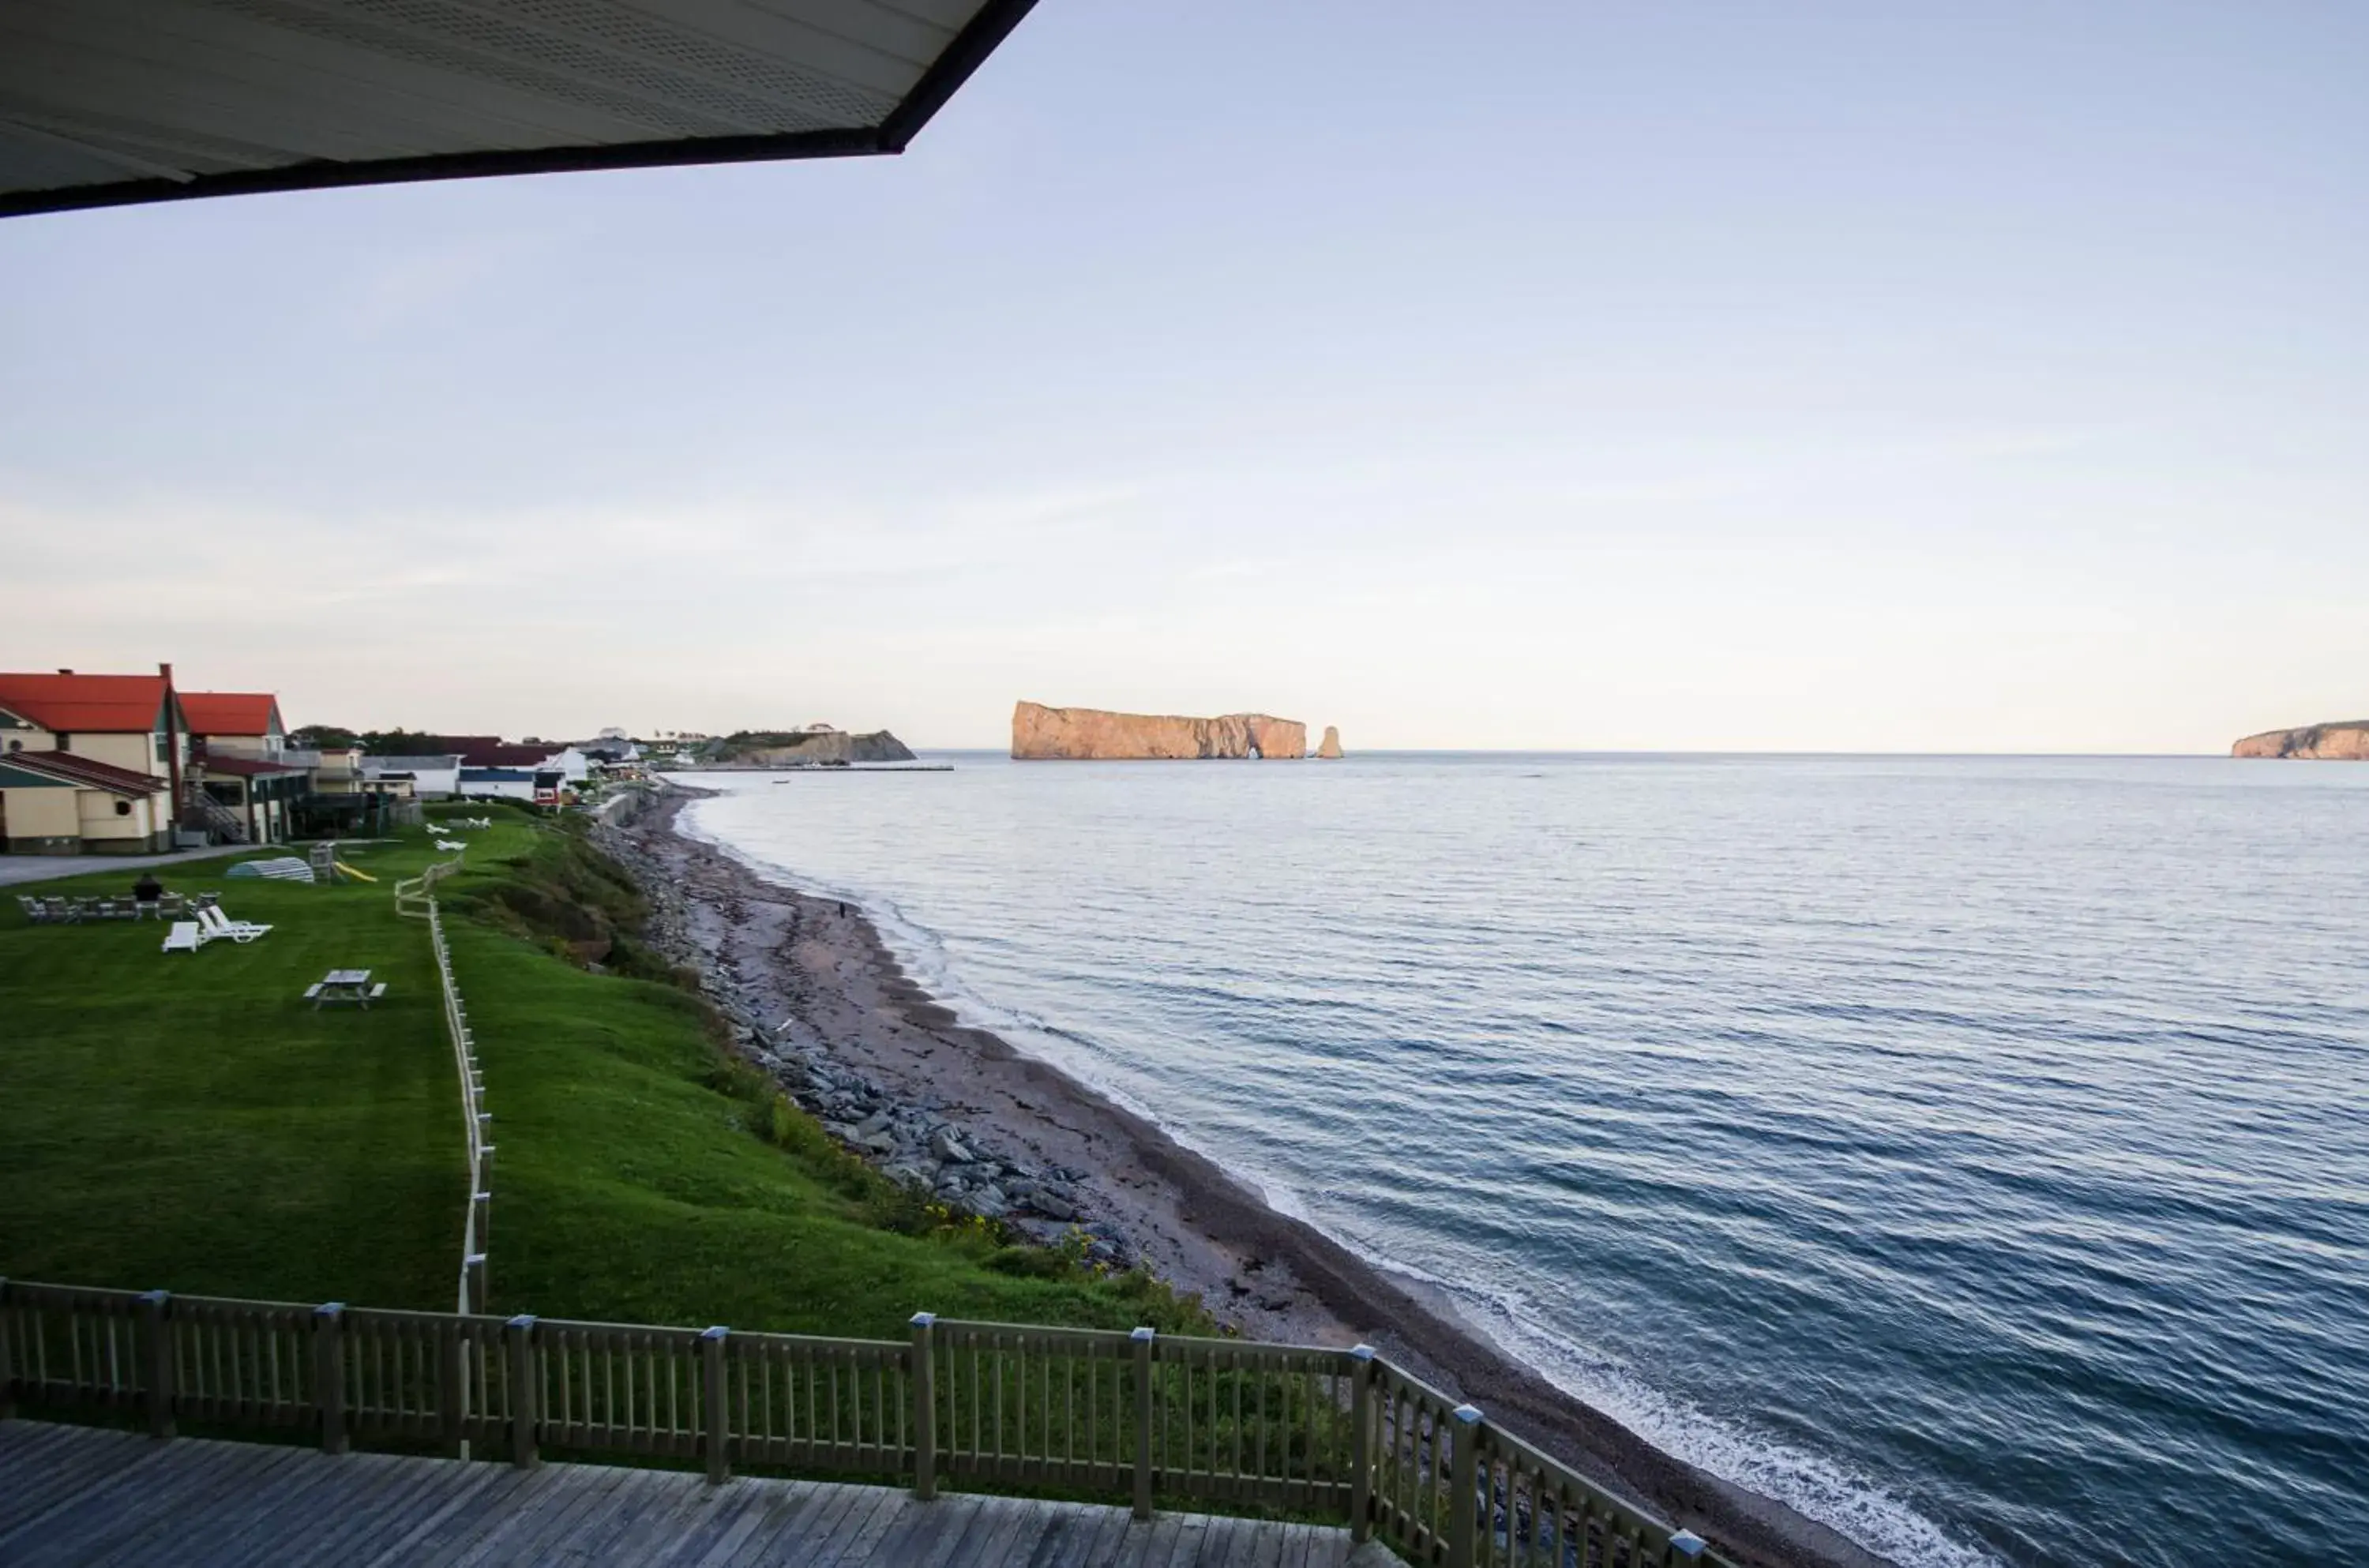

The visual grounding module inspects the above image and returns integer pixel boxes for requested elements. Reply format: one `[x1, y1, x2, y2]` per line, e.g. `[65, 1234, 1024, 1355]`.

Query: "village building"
[180, 691, 304, 846]
[0, 668, 186, 854]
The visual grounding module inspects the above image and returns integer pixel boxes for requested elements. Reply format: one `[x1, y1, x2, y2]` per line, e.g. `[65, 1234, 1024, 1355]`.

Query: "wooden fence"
[0, 1280, 1724, 1568]
[394, 853, 491, 1317]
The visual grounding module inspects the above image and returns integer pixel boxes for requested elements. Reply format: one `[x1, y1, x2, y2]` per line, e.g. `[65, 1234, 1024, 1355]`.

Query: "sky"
[1, 1, 2363, 752]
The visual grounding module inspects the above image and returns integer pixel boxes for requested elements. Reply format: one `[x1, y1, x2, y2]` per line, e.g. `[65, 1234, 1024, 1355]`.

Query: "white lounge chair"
[162, 921, 203, 954]
[436, 839, 466, 851]
[198, 905, 272, 943]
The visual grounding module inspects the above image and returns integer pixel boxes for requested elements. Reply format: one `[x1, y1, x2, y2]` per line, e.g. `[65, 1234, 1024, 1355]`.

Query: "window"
[114, 800, 132, 816]
[156, 731, 170, 763]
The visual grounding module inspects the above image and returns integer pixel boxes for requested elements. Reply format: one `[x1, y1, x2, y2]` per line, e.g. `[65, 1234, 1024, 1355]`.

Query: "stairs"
[183, 790, 248, 844]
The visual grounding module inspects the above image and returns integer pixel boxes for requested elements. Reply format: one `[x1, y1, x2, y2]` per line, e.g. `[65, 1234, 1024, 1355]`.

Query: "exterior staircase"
[183, 789, 248, 844]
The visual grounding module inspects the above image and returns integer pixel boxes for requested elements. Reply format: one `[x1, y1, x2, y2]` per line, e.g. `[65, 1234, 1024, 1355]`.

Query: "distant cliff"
[2232, 722, 2369, 760]
[711, 729, 916, 766]
[1012, 702, 1307, 760]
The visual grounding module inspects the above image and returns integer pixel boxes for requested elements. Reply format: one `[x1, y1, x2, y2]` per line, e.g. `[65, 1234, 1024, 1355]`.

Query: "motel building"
[0, 669, 187, 855]
[181, 691, 306, 846]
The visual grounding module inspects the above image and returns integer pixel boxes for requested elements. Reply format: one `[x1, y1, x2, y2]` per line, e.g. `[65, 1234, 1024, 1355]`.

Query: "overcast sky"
[2, 2, 2362, 750]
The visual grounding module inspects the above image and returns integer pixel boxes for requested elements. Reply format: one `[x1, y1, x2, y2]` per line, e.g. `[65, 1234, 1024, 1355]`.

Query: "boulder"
[930, 1127, 976, 1164]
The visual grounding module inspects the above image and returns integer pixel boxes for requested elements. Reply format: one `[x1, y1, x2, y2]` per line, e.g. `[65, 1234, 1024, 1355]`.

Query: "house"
[362, 755, 465, 801]
[0, 667, 186, 854]
[181, 691, 303, 845]
[457, 767, 536, 802]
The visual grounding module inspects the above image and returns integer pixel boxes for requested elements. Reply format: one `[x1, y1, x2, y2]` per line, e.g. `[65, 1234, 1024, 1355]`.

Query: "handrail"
[0, 1281, 1727, 1567]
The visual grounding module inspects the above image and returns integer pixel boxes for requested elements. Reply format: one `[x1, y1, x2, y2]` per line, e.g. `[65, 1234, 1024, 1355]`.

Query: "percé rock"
[1316, 726, 1344, 759]
[1012, 701, 1307, 760]
[2232, 721, 2369, 760]
[715, 729, 916, 766]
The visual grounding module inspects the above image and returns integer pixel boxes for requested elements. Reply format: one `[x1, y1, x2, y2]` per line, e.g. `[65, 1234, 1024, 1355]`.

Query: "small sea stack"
[1316, 726, 1344, 759]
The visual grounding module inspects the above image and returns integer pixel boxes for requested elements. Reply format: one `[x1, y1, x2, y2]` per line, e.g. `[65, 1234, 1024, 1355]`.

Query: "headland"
[2232, 721, 2369, 759]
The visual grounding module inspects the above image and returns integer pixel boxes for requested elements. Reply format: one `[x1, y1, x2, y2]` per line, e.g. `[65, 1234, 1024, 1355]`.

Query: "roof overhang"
[0, 0, 1038, 220]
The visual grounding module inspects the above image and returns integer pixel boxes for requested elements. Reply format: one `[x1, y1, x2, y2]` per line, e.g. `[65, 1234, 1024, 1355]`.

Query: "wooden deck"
[0, 1420, 1378, 1567]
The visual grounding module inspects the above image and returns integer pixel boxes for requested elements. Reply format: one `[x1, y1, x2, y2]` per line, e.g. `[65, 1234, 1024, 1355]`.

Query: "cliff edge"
[2232, 722, 2369, 760]
[1013, 702, 1307, 760]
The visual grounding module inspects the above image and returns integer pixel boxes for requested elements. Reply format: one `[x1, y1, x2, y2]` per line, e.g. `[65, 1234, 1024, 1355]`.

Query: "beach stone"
[970, 1187, 1011, 1219]
[1031, 1191, 1078, 1221]
[854, 1110, 892, 1137]
[930, 1128, 976, 1164]
[884, 1164, 930, 1187]
[860, 1129, 896, 1154]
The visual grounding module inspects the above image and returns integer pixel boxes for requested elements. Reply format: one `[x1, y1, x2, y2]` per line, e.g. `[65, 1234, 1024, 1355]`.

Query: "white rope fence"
[396, 853, 490, 1315]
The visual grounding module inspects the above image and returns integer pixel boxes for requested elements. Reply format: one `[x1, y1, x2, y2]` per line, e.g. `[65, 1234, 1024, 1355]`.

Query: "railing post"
[139, 1290, 175, 1439]
[1347, 1345, 1376, 1540]
[313, 1303, 347, 1454]
[1131, 1326, 1156, 1521]
[506, 1315, 539, 1469]
[440, 1319, 467, 1458]
[1448, 1404, 1481, 1568]
[909, 1313, 937, 1501]
[464, 1255, 487, 1317]
[0, 1279, 13, 1422]
[701, 1326, 730, 1484]
[471, 1190, 491, 1251]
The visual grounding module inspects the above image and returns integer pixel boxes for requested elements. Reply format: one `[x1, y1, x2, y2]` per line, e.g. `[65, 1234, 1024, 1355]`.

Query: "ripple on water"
[689, 755, 2369, 1568]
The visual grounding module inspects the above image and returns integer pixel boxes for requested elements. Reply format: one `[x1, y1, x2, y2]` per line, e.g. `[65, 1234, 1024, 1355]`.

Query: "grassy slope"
[0, 832, 471, 1306]
[2, 805, 1204, 1342]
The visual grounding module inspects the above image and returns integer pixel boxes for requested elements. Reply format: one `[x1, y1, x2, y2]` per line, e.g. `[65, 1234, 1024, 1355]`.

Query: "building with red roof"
[0, 666, 186, 853]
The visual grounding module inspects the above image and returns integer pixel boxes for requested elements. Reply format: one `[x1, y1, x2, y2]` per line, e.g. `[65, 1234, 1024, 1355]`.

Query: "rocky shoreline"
[591, 785, 1896, 1568]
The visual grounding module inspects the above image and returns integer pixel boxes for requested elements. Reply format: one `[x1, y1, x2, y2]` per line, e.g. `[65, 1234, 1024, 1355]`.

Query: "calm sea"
[685, 754, 2369, 1568]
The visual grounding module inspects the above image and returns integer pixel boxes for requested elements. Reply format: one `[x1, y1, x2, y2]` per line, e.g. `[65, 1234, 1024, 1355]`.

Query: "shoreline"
[598, 786, 1896, 1568]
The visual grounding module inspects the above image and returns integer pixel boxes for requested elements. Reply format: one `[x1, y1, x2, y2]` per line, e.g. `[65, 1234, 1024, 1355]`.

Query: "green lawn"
[1, 805, 1203, 1341]
[0, 823, 491, 1306]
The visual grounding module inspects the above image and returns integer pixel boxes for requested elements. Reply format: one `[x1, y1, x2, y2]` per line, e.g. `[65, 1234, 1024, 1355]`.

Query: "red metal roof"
[181, 692, 282, 737]
[0, 746, 167, 798]
[0, 672, 173, 734]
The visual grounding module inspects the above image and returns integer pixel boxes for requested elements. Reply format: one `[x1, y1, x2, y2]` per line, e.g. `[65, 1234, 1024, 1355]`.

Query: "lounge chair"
[162, 921, 203, 954]
[197, 905, 272, 943]
[436, 839, 466, 851]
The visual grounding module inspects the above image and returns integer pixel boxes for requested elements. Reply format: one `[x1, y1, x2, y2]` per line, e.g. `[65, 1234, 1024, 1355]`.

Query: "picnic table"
[306, 969, 387, 1010]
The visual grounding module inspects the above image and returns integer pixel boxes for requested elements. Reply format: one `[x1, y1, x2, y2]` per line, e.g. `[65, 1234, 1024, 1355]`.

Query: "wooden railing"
[0, 1280, 1725, 1567]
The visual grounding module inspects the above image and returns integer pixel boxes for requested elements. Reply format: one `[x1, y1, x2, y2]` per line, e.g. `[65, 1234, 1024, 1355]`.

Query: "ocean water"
[684, 754, 2369, 1568]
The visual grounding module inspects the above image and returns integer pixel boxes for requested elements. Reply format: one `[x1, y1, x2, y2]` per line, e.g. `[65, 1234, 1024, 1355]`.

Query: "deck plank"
[0, 1424, 1356, 1568]
[689, 1479, 832, 1568]
[645, 1477, 793, 1568]
[809, 1483, 910, 1566]
[857, 1491, 982, 1568]
[0, 1424, 163, 1536]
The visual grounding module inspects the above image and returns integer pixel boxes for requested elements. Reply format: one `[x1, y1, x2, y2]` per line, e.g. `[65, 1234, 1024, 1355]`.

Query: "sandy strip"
[600, 788, 1894, 1568]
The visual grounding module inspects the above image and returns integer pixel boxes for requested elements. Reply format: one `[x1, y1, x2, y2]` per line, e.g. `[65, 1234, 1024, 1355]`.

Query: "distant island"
[1013, 702, 1311, 760]
[697, 726, 916, 767]
[2232, 721, 2369, 760]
